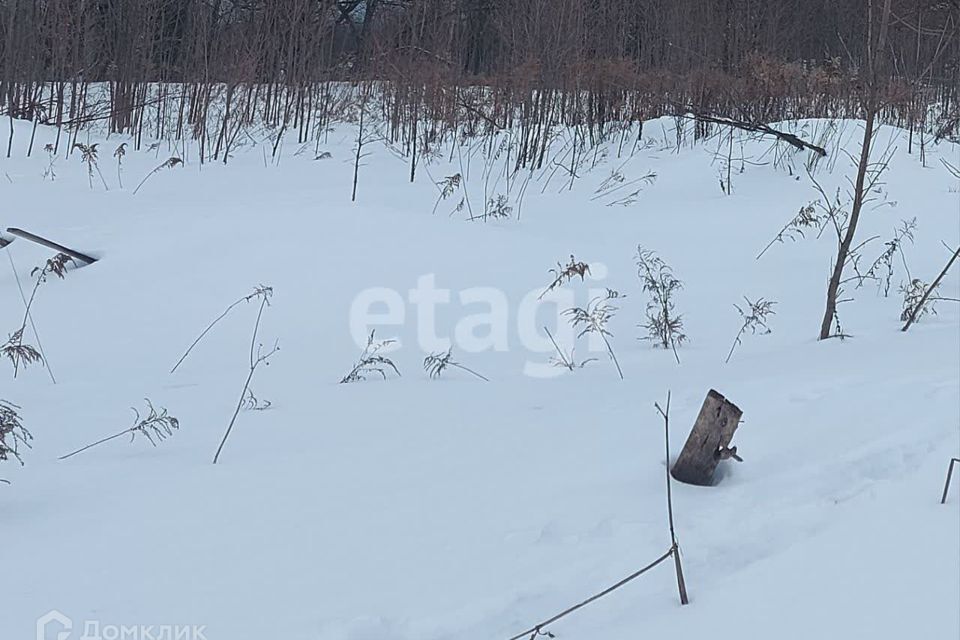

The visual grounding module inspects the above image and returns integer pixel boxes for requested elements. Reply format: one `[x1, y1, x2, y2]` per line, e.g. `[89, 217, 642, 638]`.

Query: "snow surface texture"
[1, 117, 958, 640]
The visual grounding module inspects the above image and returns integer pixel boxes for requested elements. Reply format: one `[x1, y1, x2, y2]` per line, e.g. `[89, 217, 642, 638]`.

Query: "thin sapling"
[636, 247, 687, 362]
[171, 285, 274, 373]
[432, 173, 462, 215]
[725, 297, 777, 363]
[42, 143, 56, 181]
[855, 218, 916, 296]
[564, 288, 625, 379]
[213, 288, 278, 463]
[59, 399, 179, 460]
[5, 252, 74, 378]
[74, 143, 109, 190]
[114, 142, 127, 188]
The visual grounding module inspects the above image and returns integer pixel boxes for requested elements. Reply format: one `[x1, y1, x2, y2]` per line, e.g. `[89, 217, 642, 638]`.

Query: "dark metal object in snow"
[941, 458, 960, 504]
[671, 389, 743, 486]
[5, 227, 97, 265]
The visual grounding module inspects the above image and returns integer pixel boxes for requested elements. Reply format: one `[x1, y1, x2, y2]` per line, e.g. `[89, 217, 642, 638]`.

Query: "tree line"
[0, 0, 956, 149]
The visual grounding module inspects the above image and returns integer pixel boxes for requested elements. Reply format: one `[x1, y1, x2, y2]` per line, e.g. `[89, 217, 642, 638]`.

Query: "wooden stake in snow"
[671, 389, 743, 486]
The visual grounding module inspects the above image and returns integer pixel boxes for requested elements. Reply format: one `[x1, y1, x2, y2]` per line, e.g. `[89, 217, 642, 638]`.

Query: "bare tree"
[818, 0, 894, 341]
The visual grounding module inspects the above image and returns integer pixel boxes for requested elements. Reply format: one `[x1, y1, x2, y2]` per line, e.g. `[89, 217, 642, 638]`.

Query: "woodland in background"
[0, 0, 957, 160]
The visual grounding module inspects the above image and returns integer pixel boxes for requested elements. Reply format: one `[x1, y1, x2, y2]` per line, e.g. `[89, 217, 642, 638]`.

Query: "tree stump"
[671, 389, 743, 486]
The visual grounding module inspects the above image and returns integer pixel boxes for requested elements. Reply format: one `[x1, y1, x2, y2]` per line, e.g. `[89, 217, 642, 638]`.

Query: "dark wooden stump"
[671, 389, 743, 486]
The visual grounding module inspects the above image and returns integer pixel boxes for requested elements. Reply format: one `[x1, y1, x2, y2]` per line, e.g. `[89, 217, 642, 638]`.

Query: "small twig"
[450, 361, 490, 382]
[59, 400, 179, 460]
[171, 285, 273, 373]
[505, 548, 675, 640]
[133, 157, 183, 195]
[0, 400, 31, 472]
[539, 255, 590, 300]
[4, 248, 55, 383]
[940, 158, 960, 180]
[902, 245, 960, 332]
[213, 292, 278, 464]
[564, 290, 625, 379]
[725, 297, 776, 363]
[941, 458, 960, 504]
[756, 202, 824, 260]
[59, 430, 131, 460]
[543, 327, 596, 371]
[424, 348, 489, 381]
[114, 142, 127, 188]
[544, 327, 572, 369]
[241, 388, 272, 411]
[655, 392, 689, 605]
[6, 253, 73, 378]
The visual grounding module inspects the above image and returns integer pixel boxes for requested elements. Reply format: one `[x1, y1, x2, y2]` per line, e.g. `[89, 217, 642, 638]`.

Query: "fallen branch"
[678, 109, 828, 157]
[902, 245, 960, 332]
[655, 391, 689, 605]
[5, 227, 97, 265]
[505, 548, 674, 640]
[504, 393, 690, 640]
[59, 400, 179, 460]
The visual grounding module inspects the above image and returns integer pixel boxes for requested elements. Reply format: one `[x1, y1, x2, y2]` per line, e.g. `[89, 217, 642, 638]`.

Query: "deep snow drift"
[2, 116, 958, 640]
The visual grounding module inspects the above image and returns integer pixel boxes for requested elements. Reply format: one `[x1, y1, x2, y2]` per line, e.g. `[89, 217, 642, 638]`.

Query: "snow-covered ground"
[2, 116, 958, 640]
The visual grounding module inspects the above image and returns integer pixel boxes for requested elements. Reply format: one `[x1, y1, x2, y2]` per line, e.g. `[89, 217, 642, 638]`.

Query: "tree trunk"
[671, 389, 743, 486]
[818, 107, 876, 339]
[818, 0, 892, 340]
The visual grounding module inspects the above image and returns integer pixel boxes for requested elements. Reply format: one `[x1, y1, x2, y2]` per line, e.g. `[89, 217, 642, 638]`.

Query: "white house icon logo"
[36, 610, 72, 640]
